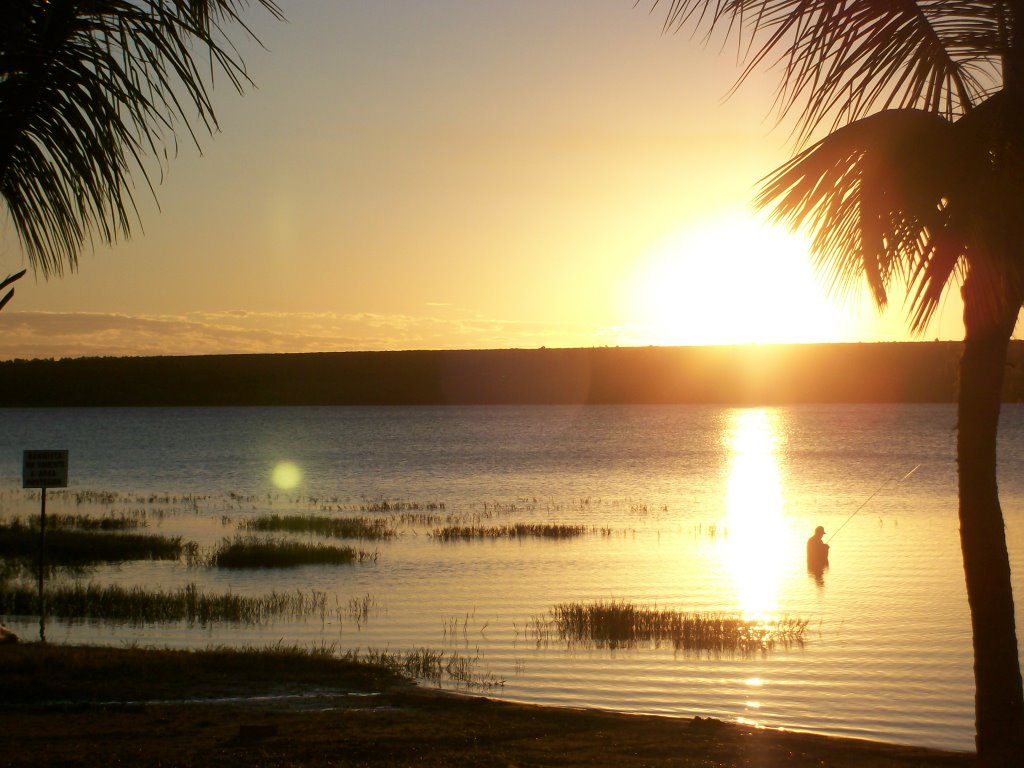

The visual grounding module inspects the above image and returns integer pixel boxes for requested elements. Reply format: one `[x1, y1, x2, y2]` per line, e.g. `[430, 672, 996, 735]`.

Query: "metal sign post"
[23, 450, 69, 643]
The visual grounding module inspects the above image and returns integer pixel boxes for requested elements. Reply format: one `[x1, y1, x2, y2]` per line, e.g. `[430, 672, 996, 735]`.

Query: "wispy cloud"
[0, 307, 618, 360]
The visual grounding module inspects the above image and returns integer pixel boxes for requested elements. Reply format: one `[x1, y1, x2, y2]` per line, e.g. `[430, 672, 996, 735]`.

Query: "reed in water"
[432, 523, 588, 541]
[0, 520, 181, 565]
[0, 581, 327, 624]
[240, 513, 396, 540]
[210, 536, 377, 569]
[544, 600, 808, 654]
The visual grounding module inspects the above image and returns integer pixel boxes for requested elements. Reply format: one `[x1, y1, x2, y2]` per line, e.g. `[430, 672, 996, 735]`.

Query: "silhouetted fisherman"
[806, 525, 829, 571]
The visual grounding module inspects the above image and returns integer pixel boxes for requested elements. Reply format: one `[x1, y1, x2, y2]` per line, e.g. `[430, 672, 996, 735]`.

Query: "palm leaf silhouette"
[0, 1, 283, 277]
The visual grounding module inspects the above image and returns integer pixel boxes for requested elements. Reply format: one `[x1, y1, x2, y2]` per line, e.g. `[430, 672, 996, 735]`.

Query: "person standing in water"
[806, 525, 829, 571]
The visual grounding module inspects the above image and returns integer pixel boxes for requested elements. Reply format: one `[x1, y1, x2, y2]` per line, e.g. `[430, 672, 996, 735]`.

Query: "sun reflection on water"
[723, 409, 789, 619]
[271, 460, 302, 490]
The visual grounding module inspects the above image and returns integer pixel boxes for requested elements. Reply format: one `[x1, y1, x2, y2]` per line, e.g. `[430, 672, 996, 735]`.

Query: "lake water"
[2, 403, 1024, 752]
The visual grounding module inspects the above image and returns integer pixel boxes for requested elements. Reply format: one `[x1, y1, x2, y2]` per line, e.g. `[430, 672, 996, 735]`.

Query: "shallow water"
[2, 403, 1023, 751]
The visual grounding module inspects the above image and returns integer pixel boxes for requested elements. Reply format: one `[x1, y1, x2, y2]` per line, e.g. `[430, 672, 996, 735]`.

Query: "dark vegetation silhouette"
[3, 341, 1024, 406]
[654, 1, 1024, 761]
[0, 270, 25, 312]
[0, 1, 283, 278]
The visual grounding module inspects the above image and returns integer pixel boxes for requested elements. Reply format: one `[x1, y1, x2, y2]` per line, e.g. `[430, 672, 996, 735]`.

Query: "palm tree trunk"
[958, 290, 1024, 764]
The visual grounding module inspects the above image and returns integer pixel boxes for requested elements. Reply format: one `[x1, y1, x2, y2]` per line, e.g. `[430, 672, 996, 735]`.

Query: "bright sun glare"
[271, 461, 302, 490]
[626, 213, 855, 345]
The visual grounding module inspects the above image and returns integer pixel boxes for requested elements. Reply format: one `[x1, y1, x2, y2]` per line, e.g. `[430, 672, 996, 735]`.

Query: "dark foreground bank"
[0, 643, 972, 767]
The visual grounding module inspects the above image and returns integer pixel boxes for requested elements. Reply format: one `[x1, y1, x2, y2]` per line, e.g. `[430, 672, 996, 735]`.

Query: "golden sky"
[0, 1, 979, 360]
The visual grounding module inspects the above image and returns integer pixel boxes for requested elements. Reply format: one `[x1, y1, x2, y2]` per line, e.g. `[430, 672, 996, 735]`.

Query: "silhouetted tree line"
[3, 342, 1022, 407]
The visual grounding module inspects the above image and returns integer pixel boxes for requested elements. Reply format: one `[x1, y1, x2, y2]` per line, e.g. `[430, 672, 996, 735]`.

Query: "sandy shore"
[0, 643, 973, 767]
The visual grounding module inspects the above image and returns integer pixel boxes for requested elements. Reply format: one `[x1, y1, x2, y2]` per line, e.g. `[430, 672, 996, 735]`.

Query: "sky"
[0, 1, 981, 360]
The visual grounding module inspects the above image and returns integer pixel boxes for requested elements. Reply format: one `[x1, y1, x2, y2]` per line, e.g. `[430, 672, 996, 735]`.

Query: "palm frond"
[911, 91, 1024, 333]
[756, 108, 967, 326]
[656, 1, 1003, 143]
[0, 1, 283, 277]
[0, 269, 26, 313]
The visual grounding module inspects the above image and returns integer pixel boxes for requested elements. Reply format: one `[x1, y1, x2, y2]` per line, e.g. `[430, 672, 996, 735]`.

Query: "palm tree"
[655, 1, 1024, 762]
[0, 270, 25, 312]
[0, 1, 283, 278]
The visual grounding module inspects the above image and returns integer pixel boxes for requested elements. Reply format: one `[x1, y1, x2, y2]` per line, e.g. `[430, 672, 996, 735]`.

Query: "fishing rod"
[825, 464, 921, 544]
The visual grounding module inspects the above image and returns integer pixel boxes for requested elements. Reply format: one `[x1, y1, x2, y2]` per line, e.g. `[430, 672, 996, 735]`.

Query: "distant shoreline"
[1, 341, 1023, 407]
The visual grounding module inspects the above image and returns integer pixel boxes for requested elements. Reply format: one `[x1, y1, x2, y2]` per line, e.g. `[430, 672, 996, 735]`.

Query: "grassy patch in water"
[345, 647, 504, 690]
[46, 513, 148, 531]
[48, 489, 206, 509]
[240, 513, 397, 540]
[359, 500, 445, 513]
[210, 536, 376, 569]
[0, 581, 326, 624]
[540, 600, 808, 654]
[431, 523, 588, 541]
[0, 520, 182, 565]
[344, 593, 381, 626]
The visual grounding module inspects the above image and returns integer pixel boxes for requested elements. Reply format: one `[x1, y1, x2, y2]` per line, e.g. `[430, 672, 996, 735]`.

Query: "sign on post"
[23, 449, 69, 643]
[23, 450, 69, 489]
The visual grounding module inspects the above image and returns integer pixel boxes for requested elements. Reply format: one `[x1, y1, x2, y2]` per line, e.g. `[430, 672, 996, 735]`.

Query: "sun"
[623, 212, 856, 345]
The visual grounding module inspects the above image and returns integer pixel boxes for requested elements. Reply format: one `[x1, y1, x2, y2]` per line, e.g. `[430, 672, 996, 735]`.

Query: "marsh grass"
[46, 513, 148, 530]
[0, 520, 182, 565]
[691, 522, 727, 539]
[431, 523, 588, 541]
[345, 647, 504, 690]
[0, 581, 327, 624]
[345, 593, 380, 624]
[210, 536, 377, 569]
[397, 511, 446, 526]
[63, 490, 119, 505]
[359, 500, 445, 513]
[240, 513, 397, 540]
[49, 490, 207, 509]
[540, 601, 808, 655]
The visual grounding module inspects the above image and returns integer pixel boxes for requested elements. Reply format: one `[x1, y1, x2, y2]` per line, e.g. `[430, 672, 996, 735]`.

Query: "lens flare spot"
[272, 461, 302, 490]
